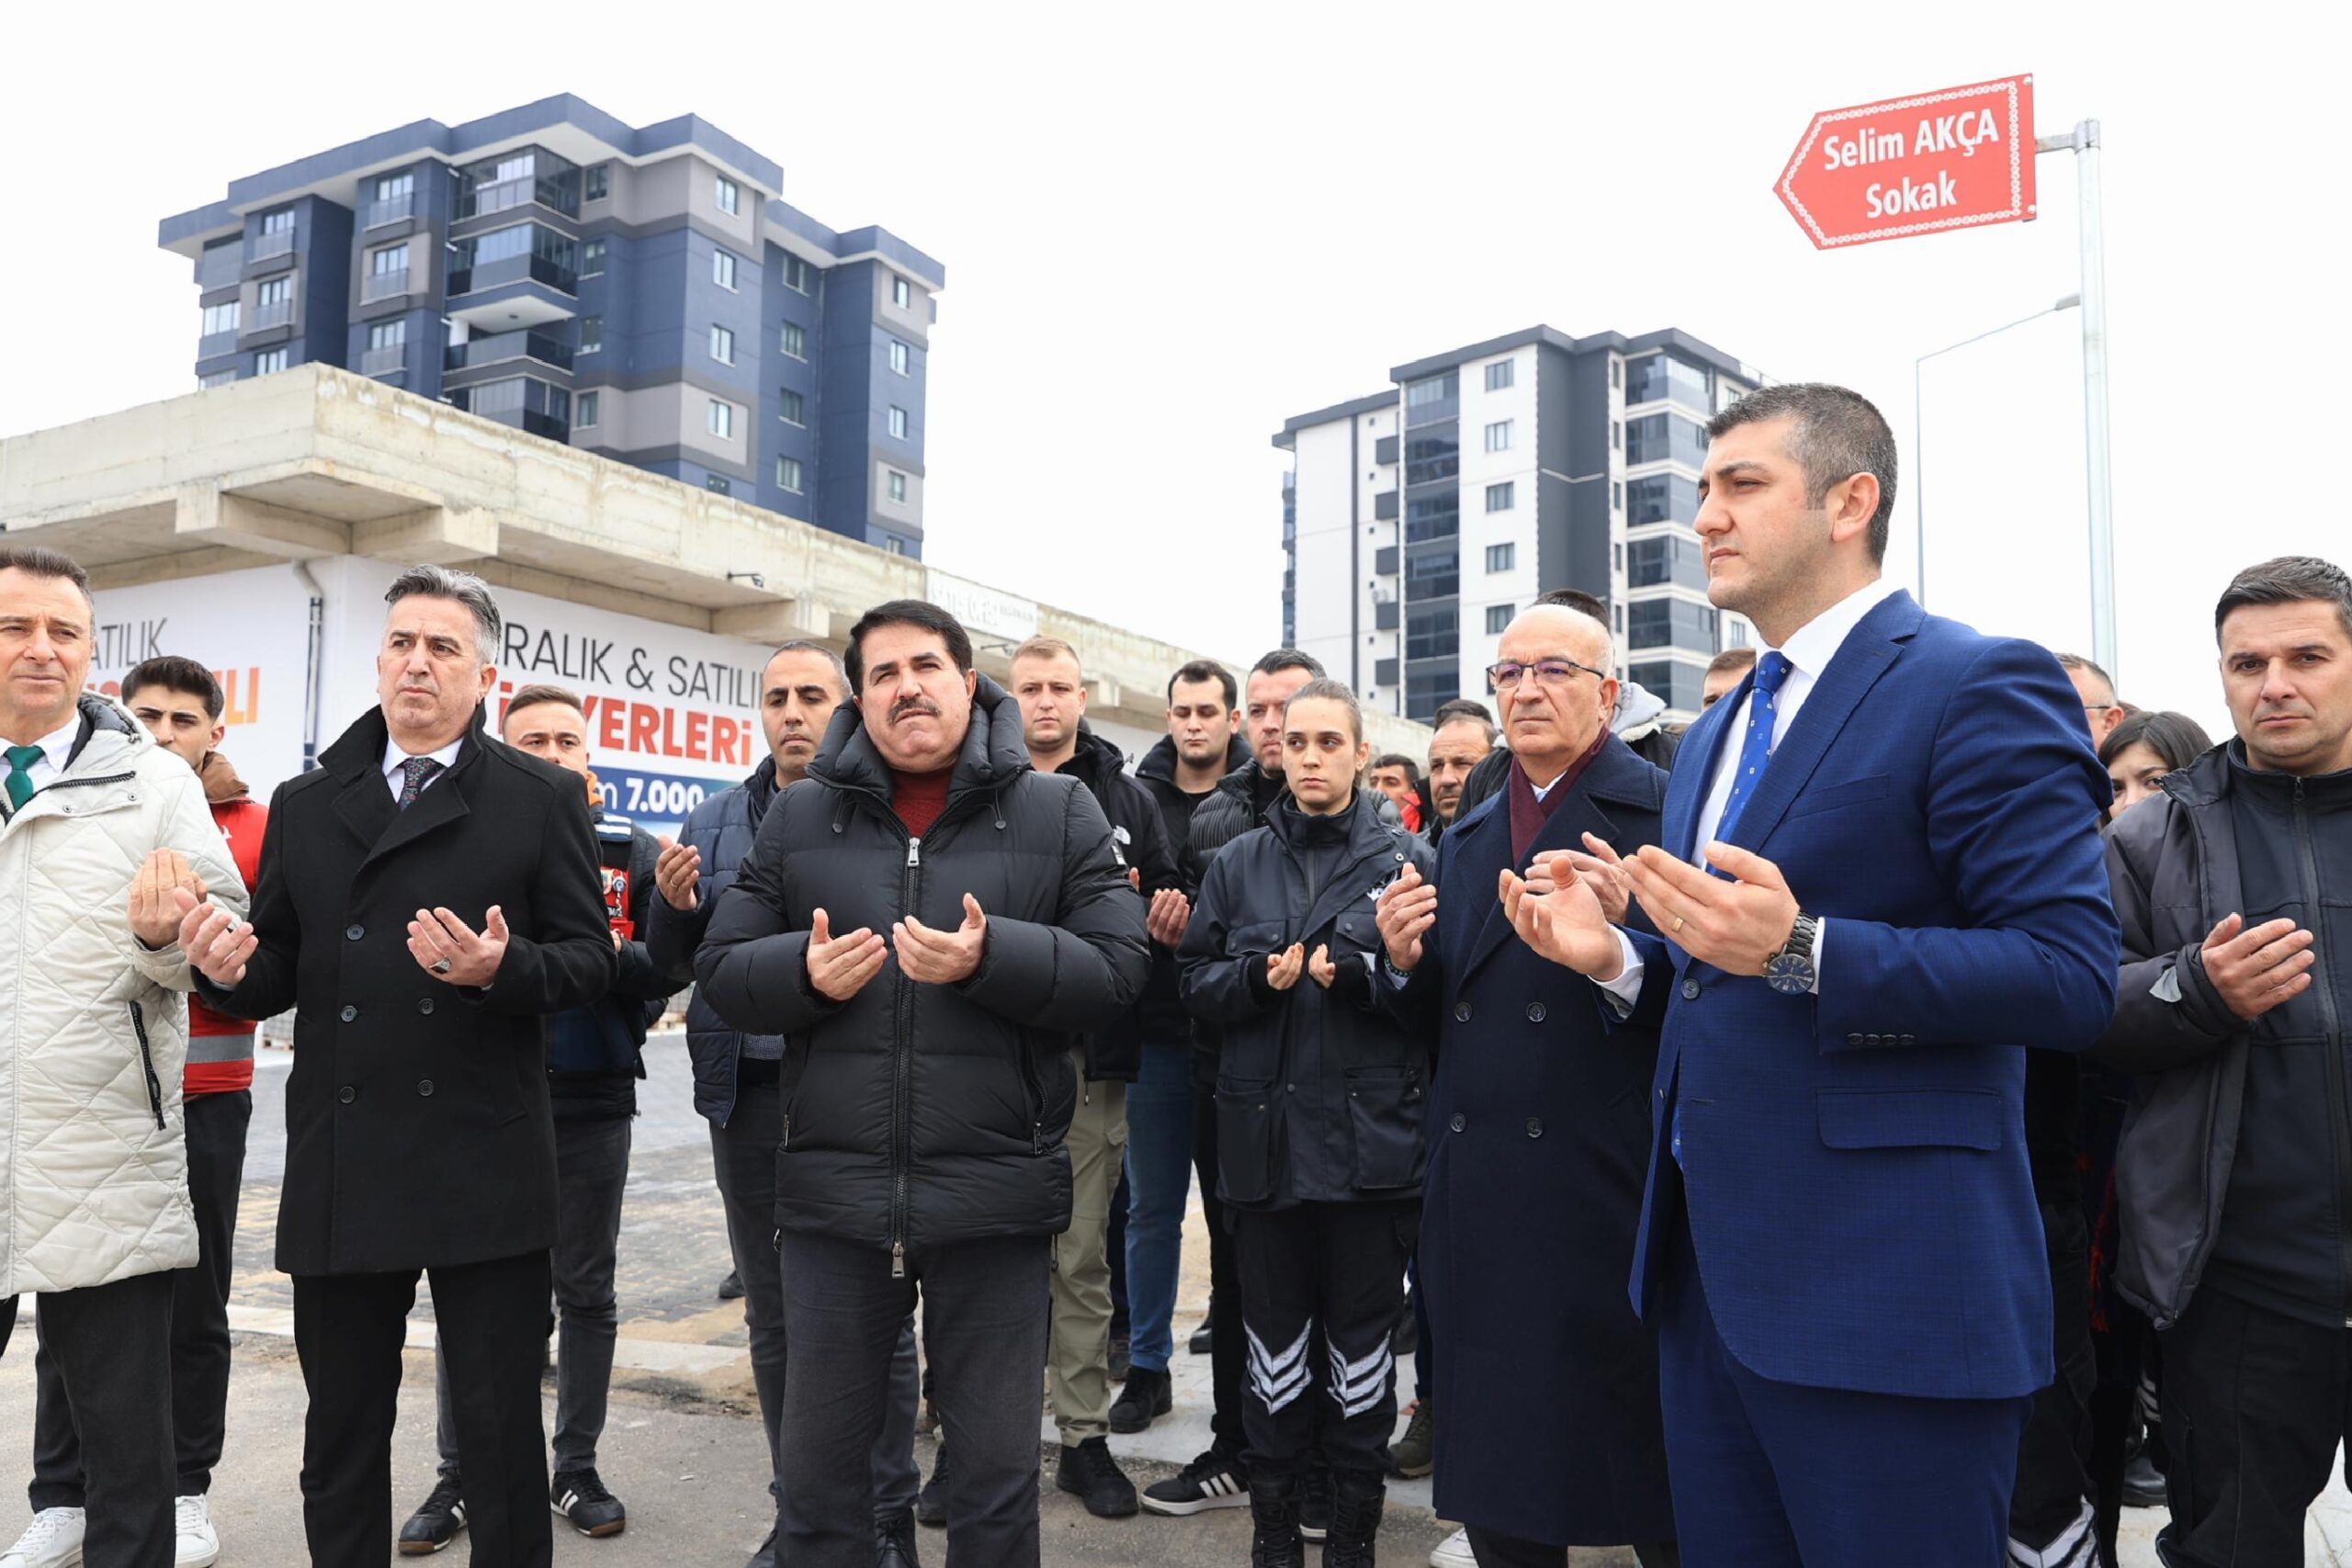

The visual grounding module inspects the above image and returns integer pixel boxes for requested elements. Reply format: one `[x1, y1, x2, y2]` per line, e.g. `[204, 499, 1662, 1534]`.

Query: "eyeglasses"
[1486, 658, 1609, 694]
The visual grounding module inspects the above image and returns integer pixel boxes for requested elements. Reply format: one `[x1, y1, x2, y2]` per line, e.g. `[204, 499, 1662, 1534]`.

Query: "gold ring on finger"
[1672, 916, 1686, 933]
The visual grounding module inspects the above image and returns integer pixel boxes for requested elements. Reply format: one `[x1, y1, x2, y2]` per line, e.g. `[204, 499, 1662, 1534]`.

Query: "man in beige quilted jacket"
[0, 545, 245, 1568]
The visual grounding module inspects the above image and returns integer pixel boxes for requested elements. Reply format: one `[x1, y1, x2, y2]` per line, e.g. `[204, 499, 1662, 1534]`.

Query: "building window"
[254, 348, 288, 375]
[582, 238, 606, 276]
[1612, 480, 1623, 512]
[368, 321, 405, 351]
[584, 164, 610, 202]
[892, 276, 912, 309]
[1627, 598, 1719, 651]
[579, 316, 602, 355]
[1484, 481, 1514, 513]
[1628, 535, 1710, 591]
[784, 254, 811, 293]
[1611, 358, 1623, 390]
[709, 324, 735, 365]
[1406, 606, 1459, 661]
[1625, 413, 1709, 469]
[706, 474, 731, 495]
[888, 405, 909, 440]
[1613, 542, 1624, 570]
[882, 536, 906, 556]
[257, 277, 291, 305]
[1624, 354, 1712, 414]
[779, 321, 806, 358]
[1485, 359, 1514, 392]
[369, 244, 405, 276]
[198, 370, 235, 389]
[260, 208, 295, 234]
[1611, 420, 1622, 451]
[715, 175, 740, 215]
[1486, 604, 1515, 635]
[887, 469, 908, 504]
[200, 301, 241, 337]
[1484, 420, 1513, 453]
[1485, 542, 1515, 573]
[1405, 371, 1458, 409]
[888, 339, 910, 376]
[1406, 550, 1459, 601]
[707, 399, 734, 439]
[779, 389, 805, 425]
[1627, 475, 1702, 527]
[576, 390, 600, 428]
[376, 173, 413, 201]
[713, 249, 738, 290]
[777, 456, 805, 492]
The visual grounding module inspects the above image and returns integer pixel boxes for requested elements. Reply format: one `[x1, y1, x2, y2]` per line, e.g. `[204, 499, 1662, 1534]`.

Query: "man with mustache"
[644, 641, 925, 1568]
[695, 600, 1147, 1568]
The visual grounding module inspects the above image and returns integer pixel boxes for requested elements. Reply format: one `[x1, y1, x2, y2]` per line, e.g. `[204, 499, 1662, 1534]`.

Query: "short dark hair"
[844, 599, 973, 694]
[1534, 589, 1608, 621]
[2053, 651, 2119, 705]
[1168, 659, 1238, 709]
[0, 544, 95, 612]
[765, 639, 849, 693]
[1283, 677, 1362, 743]
[1433, 711, 1500, 748]
[385, 563, 502, 658]
[1251, 649, 1325, 681]
[1430, 697, 1494, 727]
[503, 683, 583, 727]
[1707, 383, 1898, 563]
[2098, 709, 2214, 772]
[1706, 646, 1758, 678]
[2213, 556, 2352, 643]
[1371, 753, 1419, 780]
[122, 656, 225, 719]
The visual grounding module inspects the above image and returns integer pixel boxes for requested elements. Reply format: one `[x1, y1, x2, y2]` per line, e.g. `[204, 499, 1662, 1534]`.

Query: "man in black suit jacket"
[177, 565, 616, 1568]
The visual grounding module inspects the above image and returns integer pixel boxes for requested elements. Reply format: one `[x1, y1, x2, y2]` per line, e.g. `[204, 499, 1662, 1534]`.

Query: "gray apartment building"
[1275, 325, 1764, 724]
[158, 95, 943, 557]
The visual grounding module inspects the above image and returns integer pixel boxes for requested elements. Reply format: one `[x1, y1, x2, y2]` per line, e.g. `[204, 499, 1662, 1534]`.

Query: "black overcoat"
[208, 705, 617, 1275]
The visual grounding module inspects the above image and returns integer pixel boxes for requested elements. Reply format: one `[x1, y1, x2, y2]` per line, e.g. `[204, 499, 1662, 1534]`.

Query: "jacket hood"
[198, 749, 251, 804]
[1137, 732, 1252, 785]
[1613, 680, 1668, 739]
[1062, 722, 1133, 790]
[56, 692, 148, 776]
[808, 672, 1031, 800]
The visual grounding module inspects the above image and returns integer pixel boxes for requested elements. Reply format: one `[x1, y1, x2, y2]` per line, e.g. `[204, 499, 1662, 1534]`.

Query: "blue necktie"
[1671, 649, 1793, 1167]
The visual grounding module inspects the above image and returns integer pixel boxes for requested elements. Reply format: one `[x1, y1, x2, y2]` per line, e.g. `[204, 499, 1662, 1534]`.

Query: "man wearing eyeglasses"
[1376, 604, 1679, 1567]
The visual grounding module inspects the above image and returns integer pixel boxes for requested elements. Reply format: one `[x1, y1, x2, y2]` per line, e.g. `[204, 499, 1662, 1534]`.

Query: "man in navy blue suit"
[1504, 383, 2121, 1566]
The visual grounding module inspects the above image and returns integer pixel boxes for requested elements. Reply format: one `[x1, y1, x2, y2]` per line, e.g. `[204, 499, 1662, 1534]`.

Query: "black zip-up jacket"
[547, 811, 677, 1120]
[1054, 724, 1180, 1082]
[2097, 741, 2352, 1327]
[646, 762, 784, 1127]
[1135, 735, 1252, 1044]
[1178, 795, 1435, 1210]
[694, 677, 1148, 1267]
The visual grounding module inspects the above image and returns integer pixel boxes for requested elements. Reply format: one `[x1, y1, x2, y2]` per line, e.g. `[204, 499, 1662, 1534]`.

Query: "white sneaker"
[174, 1495, 220, 1568]
[1429, 1526, 1476, 1568]
[0, 1506, 86, 1568]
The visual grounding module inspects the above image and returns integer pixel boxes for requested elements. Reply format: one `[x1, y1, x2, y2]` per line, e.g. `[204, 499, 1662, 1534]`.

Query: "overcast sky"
[1, 1, 2335, 740]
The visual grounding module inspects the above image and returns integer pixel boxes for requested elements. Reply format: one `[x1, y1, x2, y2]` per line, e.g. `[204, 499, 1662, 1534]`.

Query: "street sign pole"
[2039, 119, 2117, 684]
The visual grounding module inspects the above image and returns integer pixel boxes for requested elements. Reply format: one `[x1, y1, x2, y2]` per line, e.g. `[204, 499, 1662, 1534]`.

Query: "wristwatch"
[1764, 911, 1821, 996]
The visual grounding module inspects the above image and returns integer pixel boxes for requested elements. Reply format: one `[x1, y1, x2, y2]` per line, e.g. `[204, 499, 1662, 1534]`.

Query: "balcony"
[360, 345, 408, 377]
[445, 330, 574, 373]
[446, 254, 577, 300]
[360, 267, 411, 303]
[459, 175, 577, 221]
[251, 299, 294, 331]
[363, 192, 414, 230]
[246, 228, 295, 264]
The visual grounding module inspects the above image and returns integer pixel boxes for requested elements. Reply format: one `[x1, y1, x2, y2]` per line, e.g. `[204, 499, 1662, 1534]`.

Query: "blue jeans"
[1122, 1039, 1194, 1374]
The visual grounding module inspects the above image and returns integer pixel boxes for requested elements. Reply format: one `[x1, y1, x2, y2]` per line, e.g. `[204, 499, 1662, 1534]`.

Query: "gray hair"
[384, 564, 502, 660]
[2214, 556, 2352, 643]
[1708, 383, 1899, 563]
[2052, 651, 2117, 705]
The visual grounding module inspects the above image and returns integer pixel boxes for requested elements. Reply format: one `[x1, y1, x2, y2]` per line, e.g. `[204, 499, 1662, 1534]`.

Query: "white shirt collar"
[27, 712, 82, 773]
[382, 733, 465, 782]
[1769, 576, 1906, 682]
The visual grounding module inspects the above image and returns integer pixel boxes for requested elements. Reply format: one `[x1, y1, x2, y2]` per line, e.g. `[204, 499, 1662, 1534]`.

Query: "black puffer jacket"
[695, 676, 1149, 1263]
[1179, 795, 1435, 1211]
[1135, 734, 1252, 1045]
[1057, 724, 1181, 1082]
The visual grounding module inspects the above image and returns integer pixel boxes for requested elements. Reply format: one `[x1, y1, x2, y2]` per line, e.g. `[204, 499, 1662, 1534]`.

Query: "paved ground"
[5, 1031, 2345, 1564]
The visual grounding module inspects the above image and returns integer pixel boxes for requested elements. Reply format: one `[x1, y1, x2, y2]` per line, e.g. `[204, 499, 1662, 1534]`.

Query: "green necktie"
[5, 744, 42, 810]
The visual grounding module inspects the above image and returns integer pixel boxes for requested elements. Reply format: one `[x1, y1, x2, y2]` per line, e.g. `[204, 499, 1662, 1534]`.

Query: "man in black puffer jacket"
[696, 601, 1148, 1568]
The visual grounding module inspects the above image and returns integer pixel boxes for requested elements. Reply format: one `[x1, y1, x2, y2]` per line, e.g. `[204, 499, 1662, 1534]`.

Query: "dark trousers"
[2009, 1201, 2099, 1565]
[293, 1252, 552, 1568]
[1231, 1199, 1417, 1483]
[2159, 1285, 2352, 1568]
[31, 1088, 251, 1508]
[777, 1229, 1049, 1568]
[1464, 1528, 1682, 1568]
[1657, 1215, 2031, 1568]
[1409, 1251, 1432, 1403]
[1, 1273, 175, 1568]
[1192, 1071, 1246, 1453]
[710, 1080, 920, 1534]
[435, 1113, 630, 1479]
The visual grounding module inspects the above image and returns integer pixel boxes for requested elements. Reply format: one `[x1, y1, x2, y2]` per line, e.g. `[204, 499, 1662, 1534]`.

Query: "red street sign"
[1777, 76, 2037, 249]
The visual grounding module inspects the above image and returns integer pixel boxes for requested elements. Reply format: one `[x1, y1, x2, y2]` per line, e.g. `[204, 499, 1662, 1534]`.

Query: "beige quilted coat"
[0, 694, 246, 1297]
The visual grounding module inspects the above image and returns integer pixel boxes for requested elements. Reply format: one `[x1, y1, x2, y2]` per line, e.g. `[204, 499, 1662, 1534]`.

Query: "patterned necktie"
[1703, 651, 1795, 877]
[4, 744, 42, 811]
[397, 755, 445, 809]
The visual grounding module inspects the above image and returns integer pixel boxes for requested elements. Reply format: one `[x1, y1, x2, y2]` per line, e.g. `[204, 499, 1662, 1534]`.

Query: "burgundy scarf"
[1507, 728, 1608, 866]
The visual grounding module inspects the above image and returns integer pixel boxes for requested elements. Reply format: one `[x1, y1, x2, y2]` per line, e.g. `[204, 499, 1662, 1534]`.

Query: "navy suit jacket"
[1622, 589, 2120, 1401]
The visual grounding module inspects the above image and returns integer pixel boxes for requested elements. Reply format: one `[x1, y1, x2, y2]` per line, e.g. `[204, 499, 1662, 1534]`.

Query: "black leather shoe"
[1247, 1472, 1303, 1568]
[551, 1468, 627, 1538]
[398, 1478, 468, 1555]
[1188, 1314, 1214, 1356]
[1056, 1437, 1139, 1518]
[876, 1509, 922, 1566]
[1108, 1367, 1173, 1434]
[1323, 1470, 1385, 1568]
[718, 1269, 745, 1301]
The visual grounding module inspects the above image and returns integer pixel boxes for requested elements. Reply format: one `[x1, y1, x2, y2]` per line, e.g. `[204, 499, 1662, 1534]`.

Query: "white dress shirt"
[1599, 575, 1906, 1001]
[381, 735, 465, 803]
[3, 713, 84, 798]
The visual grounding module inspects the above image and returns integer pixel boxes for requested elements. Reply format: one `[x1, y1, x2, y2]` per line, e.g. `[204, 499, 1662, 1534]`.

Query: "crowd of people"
[0, 377, 2346, 1568]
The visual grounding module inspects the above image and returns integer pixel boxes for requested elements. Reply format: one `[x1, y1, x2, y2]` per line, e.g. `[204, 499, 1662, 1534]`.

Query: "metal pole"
[2074, 120, 2119, 685]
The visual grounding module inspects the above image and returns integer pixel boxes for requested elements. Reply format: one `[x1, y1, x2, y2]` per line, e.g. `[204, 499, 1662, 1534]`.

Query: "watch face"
[1765, 953, 1815, 996]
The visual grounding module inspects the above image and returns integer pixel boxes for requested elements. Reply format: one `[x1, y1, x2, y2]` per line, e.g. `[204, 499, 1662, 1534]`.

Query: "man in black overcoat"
[176, 565, 616, 1568]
